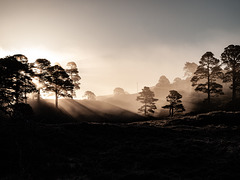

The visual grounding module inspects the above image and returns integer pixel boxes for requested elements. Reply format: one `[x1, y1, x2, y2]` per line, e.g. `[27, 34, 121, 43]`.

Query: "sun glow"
[0, 47, 64, 64]
[19, 47, 61, 64]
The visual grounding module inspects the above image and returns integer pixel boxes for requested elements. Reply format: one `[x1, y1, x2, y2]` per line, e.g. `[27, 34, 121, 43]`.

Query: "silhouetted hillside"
[30, 99, 145, 123]
[1, 111, 240, 179]
[29, 100, 75, 123]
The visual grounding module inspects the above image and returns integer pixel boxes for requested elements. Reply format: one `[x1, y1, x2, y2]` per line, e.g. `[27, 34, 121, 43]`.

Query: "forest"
[1, 44, 240, 179]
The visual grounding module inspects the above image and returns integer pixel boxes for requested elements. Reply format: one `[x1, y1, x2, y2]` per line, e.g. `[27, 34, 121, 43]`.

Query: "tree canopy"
[136, 86, 158, 116]
[156, 75, 171, 87]
[221, 44, 240, 102]
[83, 91, 96, 100]
[162, 90, 185, 117]
[191, 52, 223, 104]
[45, 65, 74, 108]
[113, 87, 125, 96]
[32, 59, 51, 102]
[66, 62, 81, 97]
[0, 55, 36, 116]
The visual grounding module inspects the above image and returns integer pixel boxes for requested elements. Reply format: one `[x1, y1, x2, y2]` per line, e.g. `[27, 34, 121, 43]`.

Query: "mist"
[1, 1, 240, 179]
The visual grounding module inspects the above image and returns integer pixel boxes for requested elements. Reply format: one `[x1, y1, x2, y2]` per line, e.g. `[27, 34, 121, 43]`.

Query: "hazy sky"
[0, 0, 240, 97]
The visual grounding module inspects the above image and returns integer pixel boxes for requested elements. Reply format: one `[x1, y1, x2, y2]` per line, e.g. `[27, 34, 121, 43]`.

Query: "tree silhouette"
[13, 54, 36, 103]
[0, 55, 36, 115]
[221, 44, 240, 102]
[31, 59, 51, 102]
[162, 90, 185, 117]
[191, 52, 223, 104]
[83, 91, 96, 100]
[113, 87, 125, 96]
[45, 65, 74, 108]
[136, 86, 158, 116]
[0, 58, 13, 114]
[14, 54, 28, 64]
[66, 62, 81, 97]
[156, 75, 171, 87]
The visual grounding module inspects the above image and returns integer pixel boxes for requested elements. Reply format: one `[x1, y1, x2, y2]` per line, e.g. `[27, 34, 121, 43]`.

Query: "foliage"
[156, 75, 171, 87]
[162, 90, 185, 116]
[66, 62, 81, 97]
[83, 91, 96, 100]
[136, 86, 158, 116]
[31, 59, 51, 101]
[113, 87, 125, 96]
[0, 55, 36, 115]
[45, 65, 74, 108]
[221, 44, 240, 101]
[191, 52, 223, 104]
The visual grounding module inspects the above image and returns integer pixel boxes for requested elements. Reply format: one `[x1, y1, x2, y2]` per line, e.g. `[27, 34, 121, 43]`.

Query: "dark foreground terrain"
[1, 111, 240, 179]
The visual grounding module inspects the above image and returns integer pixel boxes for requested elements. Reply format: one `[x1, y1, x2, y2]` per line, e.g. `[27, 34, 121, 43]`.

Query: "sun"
[0, 47, 61, 64]
[20, 47, 59, 64]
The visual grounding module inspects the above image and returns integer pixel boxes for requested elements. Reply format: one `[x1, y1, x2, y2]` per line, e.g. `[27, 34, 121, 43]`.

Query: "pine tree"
[0, 55, 36, 115]
[45, 65, 74, 108]
[66, 62, 81, 97]
[221, 44, 240, 102]
[136, 86, 158, 116]
[31, 59, 51, 102]
[162, 90, 185, 117]
[191, 52, 224, 104]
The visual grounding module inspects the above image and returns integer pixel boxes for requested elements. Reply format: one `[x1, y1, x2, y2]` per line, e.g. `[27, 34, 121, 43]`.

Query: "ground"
[1, 111, 240, 179]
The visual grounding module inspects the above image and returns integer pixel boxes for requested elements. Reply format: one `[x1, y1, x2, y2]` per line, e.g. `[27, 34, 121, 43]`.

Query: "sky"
[0, 0, 240, 97]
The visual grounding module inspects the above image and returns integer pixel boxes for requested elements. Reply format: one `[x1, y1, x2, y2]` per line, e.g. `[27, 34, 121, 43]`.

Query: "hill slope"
[30, 99, 145, 123]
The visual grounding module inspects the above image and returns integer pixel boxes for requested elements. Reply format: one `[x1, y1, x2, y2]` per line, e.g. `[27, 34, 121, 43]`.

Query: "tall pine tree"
[162, 90, 185, 117]
[191, 52, 223, 104]
[221, 44, 240, 102]
[137, 86, 158, 116]
[31, 59, 51, 102]
[0, 55, 36, 115]
[66, 62, 81, 98]
[45, 65, 74, 108]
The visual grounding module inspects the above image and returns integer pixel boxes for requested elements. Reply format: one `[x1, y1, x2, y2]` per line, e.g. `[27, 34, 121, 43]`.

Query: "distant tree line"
[137, 44, 240, 117]
[0, 44, 239, 119]
[0, 54, 81, 118]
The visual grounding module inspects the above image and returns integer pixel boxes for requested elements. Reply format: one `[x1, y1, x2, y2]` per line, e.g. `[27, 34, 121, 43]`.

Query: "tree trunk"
[144, 102, 147, 116]
[207, 63, 211, 104]
[37, 89, 40, 103]
[24, 86, 27, 104]
[169, 106, 174, 117]
[24, 92, 27, 104]
[232, 65, 236, 102]
[55, 90, 58, 108]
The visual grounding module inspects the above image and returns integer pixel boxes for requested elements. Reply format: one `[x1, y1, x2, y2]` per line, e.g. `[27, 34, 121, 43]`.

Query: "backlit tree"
[32, 59, 51, 102]
[0, 55, 36, 115]
[191, 52, 223, 104]
[113, 87, 125, 96]
[66, 62, 81, 97]
[137, 86, 158, 116]
[45, 65, 74, 108]
[221, 44, 240, 102]
[83, 91, 96, 100]
[162, 90, 185, 117]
